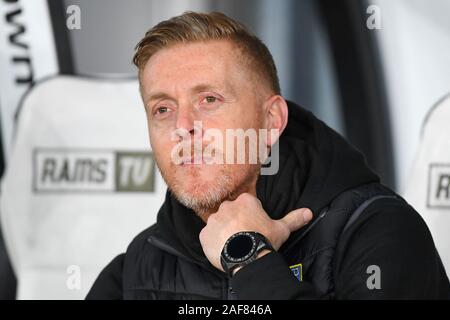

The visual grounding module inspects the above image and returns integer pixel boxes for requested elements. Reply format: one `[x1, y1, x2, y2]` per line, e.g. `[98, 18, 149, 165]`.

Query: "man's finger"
[279, 208, 313, 233]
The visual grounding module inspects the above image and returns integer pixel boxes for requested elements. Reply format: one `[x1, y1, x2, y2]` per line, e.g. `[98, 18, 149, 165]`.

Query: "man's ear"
[263, 95, 289, 147]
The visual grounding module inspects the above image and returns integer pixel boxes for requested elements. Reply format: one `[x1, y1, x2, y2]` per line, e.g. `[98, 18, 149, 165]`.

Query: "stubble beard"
[159, 162, 260, 221]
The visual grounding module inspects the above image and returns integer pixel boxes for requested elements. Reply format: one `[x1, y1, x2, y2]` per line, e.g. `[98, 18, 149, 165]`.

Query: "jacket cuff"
[229, 251, 313, 299]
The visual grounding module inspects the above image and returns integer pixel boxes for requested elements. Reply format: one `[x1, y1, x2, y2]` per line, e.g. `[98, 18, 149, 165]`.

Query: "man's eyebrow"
[190, 83, 236, 97]
[145, 92, 174, 104]
[145, 83, 235, 104]
[190, 84, 220, 93]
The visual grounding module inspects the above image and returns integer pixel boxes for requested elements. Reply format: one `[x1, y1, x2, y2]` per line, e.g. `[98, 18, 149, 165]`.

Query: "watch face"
[226, 233, 255, 261]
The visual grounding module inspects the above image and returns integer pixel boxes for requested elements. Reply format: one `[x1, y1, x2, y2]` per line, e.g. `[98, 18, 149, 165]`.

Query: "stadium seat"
[0, 76, 166, 299]
[403, 93, 450, 276]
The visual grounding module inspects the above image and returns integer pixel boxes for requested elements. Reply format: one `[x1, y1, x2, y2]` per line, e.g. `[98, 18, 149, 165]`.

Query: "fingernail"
[302, 209, 313, 224]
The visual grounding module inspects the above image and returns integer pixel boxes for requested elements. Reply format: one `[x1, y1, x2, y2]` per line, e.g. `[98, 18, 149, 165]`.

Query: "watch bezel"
[222, 231, 258, 263]
[220, 231, 274, 277]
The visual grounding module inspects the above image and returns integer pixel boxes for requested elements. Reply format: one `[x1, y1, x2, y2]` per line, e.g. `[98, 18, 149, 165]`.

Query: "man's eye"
[155, 106, 168, 115]
[202, 96, 217, 104]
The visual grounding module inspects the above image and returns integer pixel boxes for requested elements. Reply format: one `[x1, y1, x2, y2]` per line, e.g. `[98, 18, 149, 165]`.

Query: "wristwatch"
[220, 231, 274, 277]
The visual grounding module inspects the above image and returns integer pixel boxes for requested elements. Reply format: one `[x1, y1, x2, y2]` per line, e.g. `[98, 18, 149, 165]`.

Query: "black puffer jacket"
[87, 102, 450, 299]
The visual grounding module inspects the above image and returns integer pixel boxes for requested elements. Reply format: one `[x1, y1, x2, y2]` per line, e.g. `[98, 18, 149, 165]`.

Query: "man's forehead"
[141, 43, 244, 99]
[145, 40, 237, 72]
[146, 67, 230, 88]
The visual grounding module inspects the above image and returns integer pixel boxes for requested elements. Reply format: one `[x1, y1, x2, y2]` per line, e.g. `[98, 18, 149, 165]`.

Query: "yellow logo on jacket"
[289, 263, 303, 282]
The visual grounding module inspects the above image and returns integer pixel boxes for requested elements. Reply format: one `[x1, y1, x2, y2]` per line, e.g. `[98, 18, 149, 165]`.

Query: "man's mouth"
[180, 155, 215, 165]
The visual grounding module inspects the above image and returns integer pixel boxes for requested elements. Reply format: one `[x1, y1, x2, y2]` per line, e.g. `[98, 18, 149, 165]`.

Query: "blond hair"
[133, 11, 280, 94]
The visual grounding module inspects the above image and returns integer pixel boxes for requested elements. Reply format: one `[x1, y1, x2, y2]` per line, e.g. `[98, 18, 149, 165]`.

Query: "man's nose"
[175, 104, 196, 134]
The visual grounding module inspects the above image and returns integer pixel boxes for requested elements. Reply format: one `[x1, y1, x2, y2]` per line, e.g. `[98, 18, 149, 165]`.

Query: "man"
[86, 11, 450, 299]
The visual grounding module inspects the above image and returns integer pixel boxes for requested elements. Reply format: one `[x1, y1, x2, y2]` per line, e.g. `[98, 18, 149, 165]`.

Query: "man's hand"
[199, 192, 313, 272]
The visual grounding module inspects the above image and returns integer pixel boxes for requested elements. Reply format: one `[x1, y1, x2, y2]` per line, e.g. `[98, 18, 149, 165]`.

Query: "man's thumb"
[280, 208, 313, 232]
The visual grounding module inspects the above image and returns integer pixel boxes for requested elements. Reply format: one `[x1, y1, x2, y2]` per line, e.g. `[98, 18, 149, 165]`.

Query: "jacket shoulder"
[86, 224, 158, 300]
[86, 253, 125, 300]
[334, 194, 450, 299]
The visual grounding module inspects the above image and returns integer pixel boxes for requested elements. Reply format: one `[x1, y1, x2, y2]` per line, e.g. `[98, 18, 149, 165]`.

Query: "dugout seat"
[0, 76, 166, 299]
[403, 93, 450, 276]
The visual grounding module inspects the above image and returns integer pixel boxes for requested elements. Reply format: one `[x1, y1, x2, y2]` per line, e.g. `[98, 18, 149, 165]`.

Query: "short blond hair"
[133, 11, 280, 94]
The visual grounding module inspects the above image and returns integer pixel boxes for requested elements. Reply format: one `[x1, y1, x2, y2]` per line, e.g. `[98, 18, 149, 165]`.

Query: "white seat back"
[0, 76, 166, 299]
[403, 94, 450, 276]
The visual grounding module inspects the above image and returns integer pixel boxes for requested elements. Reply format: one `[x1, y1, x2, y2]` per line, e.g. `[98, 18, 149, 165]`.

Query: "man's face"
[140, 40, 268, 216]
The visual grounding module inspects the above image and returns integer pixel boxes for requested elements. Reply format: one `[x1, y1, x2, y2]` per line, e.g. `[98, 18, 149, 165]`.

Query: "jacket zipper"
[281, 206, 329, 255]
[147, 234, 226, 277]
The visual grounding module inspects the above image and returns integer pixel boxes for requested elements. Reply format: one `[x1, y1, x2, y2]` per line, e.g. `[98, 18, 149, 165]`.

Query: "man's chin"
[169, 174, 233, 215]
[160, 162, 260, 216]
[178, 178, 230, 200]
